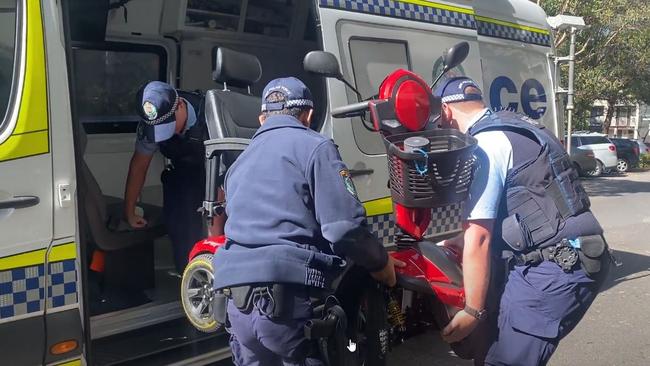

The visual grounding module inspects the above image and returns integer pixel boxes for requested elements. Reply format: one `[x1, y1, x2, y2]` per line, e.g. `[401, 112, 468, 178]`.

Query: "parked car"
[633, 139, 650, 156]
[570, 133, 618, 176]
[569, 144, 597, 177]
[610, 138, 640, 172]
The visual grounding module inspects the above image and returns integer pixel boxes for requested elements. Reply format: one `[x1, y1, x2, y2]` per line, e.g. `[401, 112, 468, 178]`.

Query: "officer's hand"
[370, 256, 406, 287]
[441, 310, 479, 344]
[127, 213, 148, 228]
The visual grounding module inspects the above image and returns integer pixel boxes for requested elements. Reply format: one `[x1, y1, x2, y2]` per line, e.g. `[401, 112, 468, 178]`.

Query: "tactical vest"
[468, 111, 593, 252]
[158, 90, 208, 168]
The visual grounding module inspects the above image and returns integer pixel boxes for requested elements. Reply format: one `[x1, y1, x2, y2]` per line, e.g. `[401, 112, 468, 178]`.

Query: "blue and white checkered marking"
[368, 202, 463, 245]
[320, 0, 476, 30]
[476, 20, 551, 47]
[0, 259, 78, 319]
[319, 0, 551, 47]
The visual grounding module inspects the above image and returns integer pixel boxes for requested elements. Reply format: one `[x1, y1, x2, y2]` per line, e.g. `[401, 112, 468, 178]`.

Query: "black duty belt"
[507, 239, 579, 272]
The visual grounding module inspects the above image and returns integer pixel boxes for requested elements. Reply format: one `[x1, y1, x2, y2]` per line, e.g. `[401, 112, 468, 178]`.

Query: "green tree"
[536, 0, 650, 133]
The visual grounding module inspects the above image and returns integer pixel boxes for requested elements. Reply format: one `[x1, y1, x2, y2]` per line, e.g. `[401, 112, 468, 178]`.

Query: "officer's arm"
[307, 141, 388, 271]
[124, 151, 154, 220]
[462, 219, 493, 311]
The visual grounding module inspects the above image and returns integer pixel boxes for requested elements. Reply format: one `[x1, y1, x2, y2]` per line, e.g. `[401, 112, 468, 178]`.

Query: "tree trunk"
[602, 98, 617, 135]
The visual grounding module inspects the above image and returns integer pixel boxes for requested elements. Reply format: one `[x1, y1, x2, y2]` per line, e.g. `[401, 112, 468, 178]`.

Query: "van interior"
[65, 1, 325, 364]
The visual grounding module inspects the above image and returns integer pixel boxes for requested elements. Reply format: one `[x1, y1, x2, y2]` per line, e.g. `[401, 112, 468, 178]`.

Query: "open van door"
[0, 1, 82, 365]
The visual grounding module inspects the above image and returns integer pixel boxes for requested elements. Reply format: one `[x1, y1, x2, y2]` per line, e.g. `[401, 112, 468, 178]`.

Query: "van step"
[91, 317, 230, 366]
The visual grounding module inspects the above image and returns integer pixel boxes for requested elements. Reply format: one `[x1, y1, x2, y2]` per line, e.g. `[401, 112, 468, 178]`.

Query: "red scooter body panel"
[391, 247, 465, 310]
[394, 204, 431, 240]
[188, 235, 226, 261]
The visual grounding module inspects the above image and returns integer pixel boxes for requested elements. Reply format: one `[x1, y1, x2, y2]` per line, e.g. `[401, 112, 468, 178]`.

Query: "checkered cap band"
[261, 98, 314, 112]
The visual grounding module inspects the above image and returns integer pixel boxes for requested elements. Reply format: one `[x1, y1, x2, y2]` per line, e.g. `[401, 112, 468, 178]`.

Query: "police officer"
[433, 77, 611, 365]
[124, 81, 225, 273]
[212, 77, 404, 365]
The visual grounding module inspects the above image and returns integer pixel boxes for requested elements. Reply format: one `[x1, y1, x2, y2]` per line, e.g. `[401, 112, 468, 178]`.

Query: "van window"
[349, 38, 410, 155]
[185, 0, 295, 38]
[72, 44, 167, 134]
[0, 0, 18, 128]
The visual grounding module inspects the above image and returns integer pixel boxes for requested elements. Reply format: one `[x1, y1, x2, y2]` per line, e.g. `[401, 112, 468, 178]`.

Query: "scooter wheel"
[181, 254, 222, 333]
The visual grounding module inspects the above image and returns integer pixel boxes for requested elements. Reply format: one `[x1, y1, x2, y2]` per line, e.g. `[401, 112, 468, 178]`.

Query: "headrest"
[213, 47, 262, 88]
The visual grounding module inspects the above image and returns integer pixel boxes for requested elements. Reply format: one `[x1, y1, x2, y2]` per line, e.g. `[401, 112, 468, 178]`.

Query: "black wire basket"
[383, 129, 478, 208]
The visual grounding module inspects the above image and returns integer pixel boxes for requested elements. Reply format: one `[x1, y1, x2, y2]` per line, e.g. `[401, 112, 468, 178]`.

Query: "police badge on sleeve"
[339, 169, 358, 199]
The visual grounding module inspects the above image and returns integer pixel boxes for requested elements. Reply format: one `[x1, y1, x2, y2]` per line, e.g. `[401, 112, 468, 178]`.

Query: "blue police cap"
[433, 76, 483, 104]
[261, 77, 314, 112]
[136, 81, 179, 143]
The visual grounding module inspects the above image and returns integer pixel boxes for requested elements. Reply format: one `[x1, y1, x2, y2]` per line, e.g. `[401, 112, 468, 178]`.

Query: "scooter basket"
[384, 129, 478, 208]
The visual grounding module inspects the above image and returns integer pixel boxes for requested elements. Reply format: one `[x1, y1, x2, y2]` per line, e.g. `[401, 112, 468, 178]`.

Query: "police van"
[0, 0, 561, 364]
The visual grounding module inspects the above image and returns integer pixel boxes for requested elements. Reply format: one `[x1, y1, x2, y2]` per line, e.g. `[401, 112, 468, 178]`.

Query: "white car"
[570, 134, 618, 176]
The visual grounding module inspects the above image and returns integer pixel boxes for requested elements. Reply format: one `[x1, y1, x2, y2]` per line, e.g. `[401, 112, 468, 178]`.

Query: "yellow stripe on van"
[363, 197, 393, 216]
[394, 0, 474, 15]
[0, 129, 49, 162]
[0, 0, 49, 161]
[474, 15, 550, 35]
[0, 243, 76, 271]
[54, 359, 81, 366]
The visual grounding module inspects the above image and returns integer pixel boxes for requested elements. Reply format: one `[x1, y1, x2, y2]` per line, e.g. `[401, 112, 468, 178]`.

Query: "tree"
[536, 0, 650, 133]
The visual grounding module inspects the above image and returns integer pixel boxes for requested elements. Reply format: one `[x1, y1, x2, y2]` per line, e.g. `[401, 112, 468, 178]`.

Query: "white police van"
[0, 0, 561, 364]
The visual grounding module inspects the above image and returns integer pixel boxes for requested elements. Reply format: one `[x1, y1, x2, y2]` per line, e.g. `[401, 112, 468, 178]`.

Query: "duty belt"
[507, 239, 579, 272]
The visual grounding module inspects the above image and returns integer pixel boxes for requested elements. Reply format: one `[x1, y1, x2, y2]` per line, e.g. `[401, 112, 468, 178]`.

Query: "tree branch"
[574, 37, 592, 57]
[555, 32, 568, 49]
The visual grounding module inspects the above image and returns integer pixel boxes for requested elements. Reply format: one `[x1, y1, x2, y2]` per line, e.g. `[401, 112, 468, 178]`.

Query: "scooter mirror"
[303, 51, 343, 79]
[443, 41, 470, 72]
[430, 41, 470, 89]
[304, 51, 364, 102]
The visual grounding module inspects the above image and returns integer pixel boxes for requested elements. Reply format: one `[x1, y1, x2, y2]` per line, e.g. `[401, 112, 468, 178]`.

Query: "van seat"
[77, 129, 166, 252]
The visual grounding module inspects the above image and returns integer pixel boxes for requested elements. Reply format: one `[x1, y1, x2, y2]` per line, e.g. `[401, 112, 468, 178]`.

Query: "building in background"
[590, 101, 650, 141]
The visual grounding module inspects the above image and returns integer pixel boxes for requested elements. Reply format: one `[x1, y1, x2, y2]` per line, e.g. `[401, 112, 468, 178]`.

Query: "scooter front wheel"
[181, 254, 223, 333]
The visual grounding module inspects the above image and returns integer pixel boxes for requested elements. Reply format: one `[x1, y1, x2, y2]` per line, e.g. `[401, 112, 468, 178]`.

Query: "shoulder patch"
[340, 169, 358, 199]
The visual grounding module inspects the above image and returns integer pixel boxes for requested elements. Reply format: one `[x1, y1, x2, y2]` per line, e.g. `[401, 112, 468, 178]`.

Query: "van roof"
[472, 0, 552, 35]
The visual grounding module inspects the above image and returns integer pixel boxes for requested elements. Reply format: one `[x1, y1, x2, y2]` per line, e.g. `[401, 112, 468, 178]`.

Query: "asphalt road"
[389, 169, 650, 366]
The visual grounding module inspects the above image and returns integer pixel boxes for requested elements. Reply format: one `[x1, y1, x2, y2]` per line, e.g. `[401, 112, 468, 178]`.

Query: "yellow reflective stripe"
[0, 243, 76, 271]
[394, 0, 474, 15]
[0, 129, 49, 162]
[363, 197, 393, 216]
[49, 243, 77, 262]
[0, 0, 49, 160]
[13, 0, 48, 134]
[475, 15, 550, 35]
[54, 359, 81, 366]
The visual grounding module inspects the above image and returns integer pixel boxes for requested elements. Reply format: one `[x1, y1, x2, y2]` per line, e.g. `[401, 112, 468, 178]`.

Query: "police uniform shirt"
[134, 97, 197, 155]
[223, 115, 366, 252]
[464, 108, 514, 220]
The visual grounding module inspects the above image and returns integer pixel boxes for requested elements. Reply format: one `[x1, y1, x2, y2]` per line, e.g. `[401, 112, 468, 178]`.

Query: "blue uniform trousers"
[226, 289, 323, 366]
[161, 165, 205, 272]
[483, 259, 610, 366]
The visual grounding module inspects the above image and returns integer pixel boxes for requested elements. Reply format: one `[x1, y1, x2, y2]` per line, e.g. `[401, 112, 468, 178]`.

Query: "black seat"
[205, 47, 262, 140]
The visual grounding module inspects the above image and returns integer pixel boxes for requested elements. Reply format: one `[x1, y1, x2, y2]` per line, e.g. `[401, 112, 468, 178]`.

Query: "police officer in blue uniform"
[124, 81, 225, 273]
[212, 77, 403, 366]
[433, 77, 611, 365]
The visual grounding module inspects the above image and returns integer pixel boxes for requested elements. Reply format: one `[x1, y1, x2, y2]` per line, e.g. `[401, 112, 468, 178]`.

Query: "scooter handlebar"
[330, 101, 370, 119]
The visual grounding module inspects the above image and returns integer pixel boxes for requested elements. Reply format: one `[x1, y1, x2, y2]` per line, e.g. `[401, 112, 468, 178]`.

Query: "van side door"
[0, 1, 54, 364]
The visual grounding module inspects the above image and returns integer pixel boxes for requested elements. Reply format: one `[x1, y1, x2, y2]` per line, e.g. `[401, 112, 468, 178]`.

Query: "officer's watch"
[464, 305, 487, 321]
